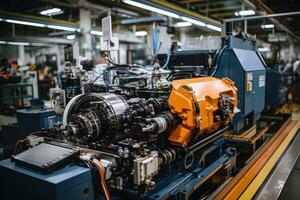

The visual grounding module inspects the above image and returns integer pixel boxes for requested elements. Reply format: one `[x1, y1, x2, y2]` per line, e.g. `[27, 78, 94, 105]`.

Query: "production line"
[1, 32, 299, 200]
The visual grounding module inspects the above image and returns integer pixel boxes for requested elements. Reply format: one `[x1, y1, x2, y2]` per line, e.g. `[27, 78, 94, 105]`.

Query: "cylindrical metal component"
[152, 116, 168, 134]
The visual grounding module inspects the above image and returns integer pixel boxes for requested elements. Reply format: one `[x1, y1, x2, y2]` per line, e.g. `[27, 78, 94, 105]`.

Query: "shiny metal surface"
[255, 131, 300, 200]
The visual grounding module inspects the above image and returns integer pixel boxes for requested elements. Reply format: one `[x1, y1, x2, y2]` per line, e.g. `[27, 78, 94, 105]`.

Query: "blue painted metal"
[1, 108, 60, 159]
[143, 138, 236, 200]
[265, 67, 293, 108]
[0, 159, 95, 200]
[214, 35, 266, 132]
[0, 138, 236, 200]
[16, 108, 59, 134]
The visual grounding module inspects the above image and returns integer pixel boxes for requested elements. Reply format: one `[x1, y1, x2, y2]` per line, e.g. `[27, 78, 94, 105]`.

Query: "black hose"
[187, 125, 229, 152]
[210, 45, 228, 76]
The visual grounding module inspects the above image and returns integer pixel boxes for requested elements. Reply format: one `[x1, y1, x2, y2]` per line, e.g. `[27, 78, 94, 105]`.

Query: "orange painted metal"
[168, 77, 238, 147]
[214, 119, 295, 200]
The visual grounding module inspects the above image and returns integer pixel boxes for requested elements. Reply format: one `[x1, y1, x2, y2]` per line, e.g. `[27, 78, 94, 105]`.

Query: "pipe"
[187, 125, 229, 152]
[91, 159, 111, 200]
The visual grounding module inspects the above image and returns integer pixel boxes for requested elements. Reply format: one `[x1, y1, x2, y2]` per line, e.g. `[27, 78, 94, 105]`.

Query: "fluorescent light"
[6, 19, 45, 27]
[0, 41, 6, 44]
[135, 31, 147, 37]
[261, 24, 274, 29]
[3, 18, 81, 33]
[234, 10, 256, 16]
[40, 8, 63, 16]
[7, 41, 30, 46]
[91, 30, 103, 36]
[66, 34, 76, 40]
[47, 25, 77, 32]
[206, 24, 222, 32]
[181, 16, 205, 26]
[123, 0, 179, 18]
[175, 21, 192, 27]
[124, 0, 222, 32]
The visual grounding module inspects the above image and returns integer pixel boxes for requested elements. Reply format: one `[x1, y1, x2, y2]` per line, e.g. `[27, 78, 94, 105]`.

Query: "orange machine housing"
[168, 77, 238, 147]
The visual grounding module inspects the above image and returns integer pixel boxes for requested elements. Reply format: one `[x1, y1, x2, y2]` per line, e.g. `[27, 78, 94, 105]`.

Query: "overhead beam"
[179, 0, 207, 3]
[223, 11, 300, 22]
[190, 0, 240, 6]
[201, 5, 240, 12]
[121, 16, 167, 25]
[223, 11, 300, 40]
[150, 0, 221, 26]
[242, 0, 300, 40]
[211, 12, 235, 18]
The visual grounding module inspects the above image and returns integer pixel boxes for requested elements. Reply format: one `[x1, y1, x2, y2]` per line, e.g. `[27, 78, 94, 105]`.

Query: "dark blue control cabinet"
[0, 159, 95, 200]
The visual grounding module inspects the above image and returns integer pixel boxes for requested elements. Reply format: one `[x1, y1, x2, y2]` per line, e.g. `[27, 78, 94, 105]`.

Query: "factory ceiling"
[0, 0, 299, 43]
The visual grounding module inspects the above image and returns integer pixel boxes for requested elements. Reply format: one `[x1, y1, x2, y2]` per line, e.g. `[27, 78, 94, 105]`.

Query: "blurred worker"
[10, 61, 19, 75]
[0, 58, 10, 73]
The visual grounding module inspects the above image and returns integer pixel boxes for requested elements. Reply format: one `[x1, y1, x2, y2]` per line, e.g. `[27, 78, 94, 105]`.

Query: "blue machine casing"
[0, 159, 95, 200]
[1, 108, 59, 159]
[265, 68, 293, 108]
[16, 108, 59, 134]
[214, 36, 266, 132]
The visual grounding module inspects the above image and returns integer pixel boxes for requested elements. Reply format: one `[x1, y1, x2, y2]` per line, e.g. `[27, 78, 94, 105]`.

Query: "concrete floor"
[255, 105, 300, 199]
[255, 130, 300, 199]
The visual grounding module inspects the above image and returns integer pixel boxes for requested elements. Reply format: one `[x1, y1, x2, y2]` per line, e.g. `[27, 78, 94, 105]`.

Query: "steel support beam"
[121, 16, 167, 25]
[223, 11, 300, 40]
[147, 0, 221, 26]
[223, 11, 300, 22]
[79, 8, 92, 59]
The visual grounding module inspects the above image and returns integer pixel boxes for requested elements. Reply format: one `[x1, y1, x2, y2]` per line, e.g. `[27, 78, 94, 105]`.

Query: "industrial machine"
[50, 45, 90, 114]
[0, 33, 279, 200]
[158, 34, 266, 132]
[0, 76, 238, 200]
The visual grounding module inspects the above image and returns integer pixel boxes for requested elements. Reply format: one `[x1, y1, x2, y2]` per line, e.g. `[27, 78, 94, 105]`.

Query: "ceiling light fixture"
[4, 18, 80, 32]
[234, 10, 256, 16]
[135, 31, 147, 37]
[206, 24, 222, 32]
[181, 16, 206, 26]
[261, 24, 274, 29]
[47, 25, 78, 32]
[123, 0, 179, 18]
[123, 0, 222, 32]
[90, 30, 103, 36]
[175, 21, 192, 27]
[66, 34, 76, 40]
[40, 8, 63, 16]
[6, 19, 45, 27]
[7, 41, 30, 46]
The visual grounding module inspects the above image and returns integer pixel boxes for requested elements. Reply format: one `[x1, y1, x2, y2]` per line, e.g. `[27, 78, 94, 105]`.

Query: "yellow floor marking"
[238, 121, 300, 200]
